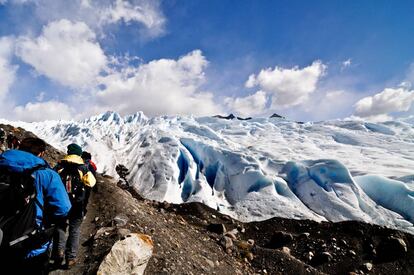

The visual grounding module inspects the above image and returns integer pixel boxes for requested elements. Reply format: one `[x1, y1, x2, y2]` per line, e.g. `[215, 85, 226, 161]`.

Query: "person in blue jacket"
[0, 137, 71, 274]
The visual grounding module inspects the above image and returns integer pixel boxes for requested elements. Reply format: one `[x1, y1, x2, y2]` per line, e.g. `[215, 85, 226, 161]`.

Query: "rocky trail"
[50, 174, 414, 275]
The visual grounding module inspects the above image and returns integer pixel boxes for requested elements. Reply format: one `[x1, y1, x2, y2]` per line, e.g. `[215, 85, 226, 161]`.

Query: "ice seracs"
[4, 112, 414, 233]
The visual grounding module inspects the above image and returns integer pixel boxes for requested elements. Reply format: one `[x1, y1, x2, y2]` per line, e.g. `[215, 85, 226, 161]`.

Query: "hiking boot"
[51, 250, 64, 267]
[65, 259, 76, 269]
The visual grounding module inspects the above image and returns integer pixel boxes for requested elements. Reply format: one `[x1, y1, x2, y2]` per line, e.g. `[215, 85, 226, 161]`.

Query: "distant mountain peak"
[270, 113, 285, 119]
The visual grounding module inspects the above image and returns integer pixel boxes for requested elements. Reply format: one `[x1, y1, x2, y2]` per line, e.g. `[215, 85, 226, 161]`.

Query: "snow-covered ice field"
[5, 112, 414, 233]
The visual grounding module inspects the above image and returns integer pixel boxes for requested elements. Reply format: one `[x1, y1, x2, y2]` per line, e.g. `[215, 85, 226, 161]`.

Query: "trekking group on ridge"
[0, 136, 97, 274]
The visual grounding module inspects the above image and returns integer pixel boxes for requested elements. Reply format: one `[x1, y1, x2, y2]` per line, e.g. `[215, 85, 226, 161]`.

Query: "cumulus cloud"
[224, 91, 267, 117]
[354, 86, 414, 119]
[0, 36, 17, 100]
[13, 100, 74, 122]
[16, 19, 107, 88]
[91, 50, 222, 116]
[246, 61, 326, 108]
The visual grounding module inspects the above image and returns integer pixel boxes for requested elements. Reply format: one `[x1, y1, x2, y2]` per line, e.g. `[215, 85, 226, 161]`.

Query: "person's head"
[81, 151, 92, 161]
[19, 137, 47, 157]
[67, 143, 82, 156]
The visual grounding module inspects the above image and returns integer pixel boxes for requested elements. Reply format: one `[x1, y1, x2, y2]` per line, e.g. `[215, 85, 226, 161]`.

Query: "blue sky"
[0, 0, 414, 122]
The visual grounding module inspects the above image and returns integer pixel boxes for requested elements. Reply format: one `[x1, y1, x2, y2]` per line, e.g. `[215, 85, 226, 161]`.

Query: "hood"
[62, 154, 84, 165]
[0, 149, 47, 172]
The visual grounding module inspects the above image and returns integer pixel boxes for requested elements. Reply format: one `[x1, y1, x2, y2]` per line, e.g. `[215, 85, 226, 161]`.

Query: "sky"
[0, 0, 414, 122]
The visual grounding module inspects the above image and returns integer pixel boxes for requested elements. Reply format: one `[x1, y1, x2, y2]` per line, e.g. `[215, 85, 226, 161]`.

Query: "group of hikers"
[0, 128, 21, 152]
[0, 136, 98, 274]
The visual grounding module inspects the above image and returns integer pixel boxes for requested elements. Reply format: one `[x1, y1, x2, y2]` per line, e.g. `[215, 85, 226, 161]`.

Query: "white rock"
[97, 233, 153, 275]
[363, 262, 373, 271]
[94, 227, 113, 240]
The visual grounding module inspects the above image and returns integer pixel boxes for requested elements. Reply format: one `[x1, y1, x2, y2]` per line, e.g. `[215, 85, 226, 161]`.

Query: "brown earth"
[50, 175, 413, 275]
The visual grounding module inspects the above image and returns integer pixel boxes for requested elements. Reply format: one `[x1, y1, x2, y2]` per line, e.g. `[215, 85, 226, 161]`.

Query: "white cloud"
[7, 0, 166, 38]
[35, 91, 46, 101]
[326, 90, 345, 100]
[91, 50, 222, 116]
[399, 81, 411, 89]
[341, 59, 352, 70]
[0, 36, 17, 100]
[224, 91, 267, 117]
[13, 100, 74, 121]
[246, 61, 326, 108]
[16, 19, 107, 88]
[354, 86, 414, 118]
[99, 0, 165, 37]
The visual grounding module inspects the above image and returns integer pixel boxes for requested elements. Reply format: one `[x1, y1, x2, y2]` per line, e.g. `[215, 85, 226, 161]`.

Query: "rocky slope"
[75, 175, 413, 275]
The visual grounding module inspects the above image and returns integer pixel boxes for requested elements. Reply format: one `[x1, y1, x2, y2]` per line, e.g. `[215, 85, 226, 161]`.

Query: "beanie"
[67, 143, 82, 156]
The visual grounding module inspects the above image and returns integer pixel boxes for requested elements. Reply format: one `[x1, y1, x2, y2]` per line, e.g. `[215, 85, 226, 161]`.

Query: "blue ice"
[355, 175, 414, 223]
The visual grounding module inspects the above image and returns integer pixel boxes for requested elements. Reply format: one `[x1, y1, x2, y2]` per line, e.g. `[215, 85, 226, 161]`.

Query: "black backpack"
[58, 163, 86, 206]
[0, 165, 46, 254]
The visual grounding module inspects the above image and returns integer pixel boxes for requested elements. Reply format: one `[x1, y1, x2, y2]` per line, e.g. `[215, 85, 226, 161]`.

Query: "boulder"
[220, 236, 233, 250]
[207, 223, 227, 234]
[97, 233, 153, 275]
[377, 236, 408, 262]
[225, 232, 237, 240]
[281, 246, 291, 255]
[311, 251, 333, 266]
[266, 231, 294, 249]
[94, 227, 114, 240]
[113, 214, 129, 227]
[361, 262, 373, 272]
[236, 240, 254, 251]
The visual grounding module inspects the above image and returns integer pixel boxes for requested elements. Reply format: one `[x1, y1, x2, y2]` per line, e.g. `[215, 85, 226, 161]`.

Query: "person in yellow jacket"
[51, 143, 96, 269]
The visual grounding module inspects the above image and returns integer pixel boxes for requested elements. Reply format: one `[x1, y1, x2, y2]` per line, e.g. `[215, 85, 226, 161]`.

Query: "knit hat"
[67, 143, 82, 156]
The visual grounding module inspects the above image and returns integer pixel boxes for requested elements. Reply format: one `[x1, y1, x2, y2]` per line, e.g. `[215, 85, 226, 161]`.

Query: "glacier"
[3, 111, 414, 233]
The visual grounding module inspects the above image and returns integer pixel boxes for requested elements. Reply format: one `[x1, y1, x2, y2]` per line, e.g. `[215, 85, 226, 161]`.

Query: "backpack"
[58, 163, 86, 206]
[0, 165, 46, 254]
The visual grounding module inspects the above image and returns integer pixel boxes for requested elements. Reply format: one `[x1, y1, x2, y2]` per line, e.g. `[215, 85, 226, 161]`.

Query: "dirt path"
[49, 183, 100, 275]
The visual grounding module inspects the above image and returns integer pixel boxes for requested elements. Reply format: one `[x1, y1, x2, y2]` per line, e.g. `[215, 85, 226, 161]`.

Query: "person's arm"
[41, 169, 71, 218]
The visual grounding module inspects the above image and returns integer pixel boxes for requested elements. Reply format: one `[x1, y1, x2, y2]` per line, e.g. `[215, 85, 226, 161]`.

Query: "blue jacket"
[0, 150, 71, 257]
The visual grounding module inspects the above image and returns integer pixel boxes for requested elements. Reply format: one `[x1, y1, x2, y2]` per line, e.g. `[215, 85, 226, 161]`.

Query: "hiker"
[6, 132, 20, 150]
[81, 151, 97, 177]
[81, 151, 97, 214]
[52, 143, 96, 269]
[0, 128, 6, 152]
[0, 137, 71, 274]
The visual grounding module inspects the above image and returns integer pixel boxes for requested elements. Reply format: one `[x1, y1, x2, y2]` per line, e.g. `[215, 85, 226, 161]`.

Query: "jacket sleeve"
[40, 169, 71, 217]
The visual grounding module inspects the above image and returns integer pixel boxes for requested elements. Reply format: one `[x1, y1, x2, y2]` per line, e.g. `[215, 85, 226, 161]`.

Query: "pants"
[53, 216, 83, 261]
